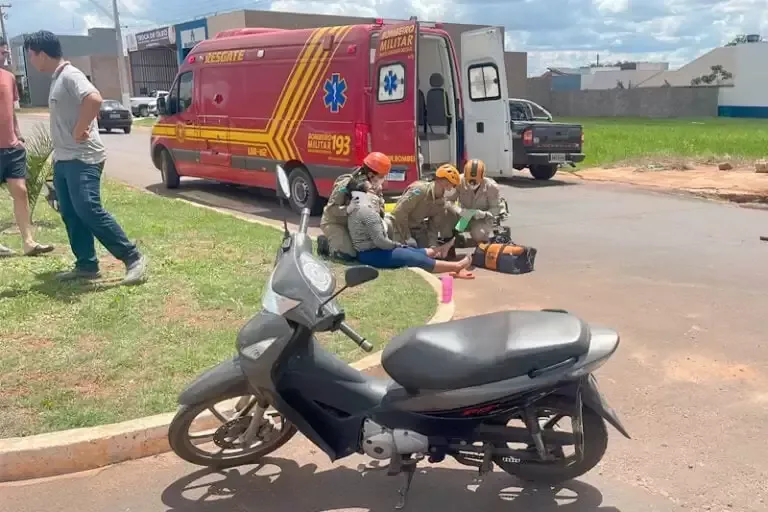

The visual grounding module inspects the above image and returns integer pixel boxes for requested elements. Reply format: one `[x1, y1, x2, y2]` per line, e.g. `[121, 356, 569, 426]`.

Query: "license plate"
[549, 153, 566, 163]
[109, 113, 121, 119]
[386, 170, 406, 182]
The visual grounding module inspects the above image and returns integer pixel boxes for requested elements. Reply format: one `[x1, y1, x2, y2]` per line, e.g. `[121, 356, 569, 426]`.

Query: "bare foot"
[436, 238, 455, 259]
[458, 254, 471, 269]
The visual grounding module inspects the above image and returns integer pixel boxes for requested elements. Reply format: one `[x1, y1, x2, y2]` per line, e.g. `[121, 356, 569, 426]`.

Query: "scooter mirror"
[344, 265, 379, 288]
[276, 165, 291, 200]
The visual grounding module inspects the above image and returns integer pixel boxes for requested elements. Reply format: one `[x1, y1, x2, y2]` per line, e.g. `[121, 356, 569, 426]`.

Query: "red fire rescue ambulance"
[151, 19, 511, 214]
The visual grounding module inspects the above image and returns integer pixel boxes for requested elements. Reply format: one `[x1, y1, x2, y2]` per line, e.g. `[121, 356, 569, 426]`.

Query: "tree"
[690, 65, 733, 86]
[22, 124, 54, 221]
[726, 34, 762, 46]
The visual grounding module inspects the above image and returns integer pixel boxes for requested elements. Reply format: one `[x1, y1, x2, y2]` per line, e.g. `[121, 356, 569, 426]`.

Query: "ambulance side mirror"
[157, 96, 168, 116]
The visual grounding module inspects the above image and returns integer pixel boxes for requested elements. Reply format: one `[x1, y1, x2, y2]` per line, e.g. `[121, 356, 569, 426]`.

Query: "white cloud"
[7, 0, 768, 76]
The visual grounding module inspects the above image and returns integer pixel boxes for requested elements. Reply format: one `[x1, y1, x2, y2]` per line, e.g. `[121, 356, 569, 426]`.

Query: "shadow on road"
[496, 174, 578, 189]
[161, 457, 619, 512]
[146, 180, 321, 229]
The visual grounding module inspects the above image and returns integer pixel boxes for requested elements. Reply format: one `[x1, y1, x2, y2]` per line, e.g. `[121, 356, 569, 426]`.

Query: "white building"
[638, 36, 768, 117]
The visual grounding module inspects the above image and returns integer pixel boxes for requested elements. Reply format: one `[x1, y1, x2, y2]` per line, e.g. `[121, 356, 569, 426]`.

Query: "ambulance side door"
[165, 70, 206, 177]
[460, 27, 512, 177]
[370, 21, 419, 194]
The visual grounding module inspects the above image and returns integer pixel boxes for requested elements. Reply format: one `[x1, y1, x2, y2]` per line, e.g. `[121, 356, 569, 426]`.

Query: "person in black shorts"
[0, 37, 53, 257]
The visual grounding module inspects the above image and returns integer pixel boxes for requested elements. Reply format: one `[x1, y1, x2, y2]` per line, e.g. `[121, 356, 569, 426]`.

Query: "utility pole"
[0, 4, 9, 42]
[110, 0, 131, 108]
[0, 4, 10, 68]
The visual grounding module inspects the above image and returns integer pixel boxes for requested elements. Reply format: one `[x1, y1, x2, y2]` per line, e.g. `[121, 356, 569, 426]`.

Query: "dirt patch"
[574, 164, 768, 204]
[10, 334, 55, 351]
[162, 288, 243, 329]
[663, 354, 761, 385]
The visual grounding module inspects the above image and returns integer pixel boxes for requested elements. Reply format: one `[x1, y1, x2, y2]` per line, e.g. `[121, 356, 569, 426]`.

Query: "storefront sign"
[135, 26, 175, 51]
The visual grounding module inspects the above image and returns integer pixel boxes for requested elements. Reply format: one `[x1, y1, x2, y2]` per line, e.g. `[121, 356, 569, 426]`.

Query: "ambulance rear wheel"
[161, 149, 181, 189]
[288, 167, 322, 215]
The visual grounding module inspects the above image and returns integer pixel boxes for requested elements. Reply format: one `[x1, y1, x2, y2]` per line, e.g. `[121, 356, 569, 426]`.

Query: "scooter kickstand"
[395, 463, 416, 510]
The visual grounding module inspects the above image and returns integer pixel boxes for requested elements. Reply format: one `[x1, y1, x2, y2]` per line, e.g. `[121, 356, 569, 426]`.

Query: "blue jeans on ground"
[53, 159, 141, 272]
[357, 247, 436, 271]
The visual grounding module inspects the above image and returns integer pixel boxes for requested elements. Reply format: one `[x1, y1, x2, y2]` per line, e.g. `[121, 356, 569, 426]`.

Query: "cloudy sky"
[6, 0, 768, 75]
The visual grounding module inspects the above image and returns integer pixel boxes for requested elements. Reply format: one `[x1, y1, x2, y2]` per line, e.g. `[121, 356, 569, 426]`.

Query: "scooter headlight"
[299, 252, 333, 294]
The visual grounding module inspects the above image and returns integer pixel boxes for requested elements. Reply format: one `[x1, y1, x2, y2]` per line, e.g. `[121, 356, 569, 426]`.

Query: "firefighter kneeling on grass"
[389, 164, 462, 252]
[318, 152, 391, 260]
[453, 158, 508, 245]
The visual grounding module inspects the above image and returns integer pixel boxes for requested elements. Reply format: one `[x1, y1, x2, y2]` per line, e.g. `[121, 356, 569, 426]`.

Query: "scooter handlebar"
[339, 321, 373, 352]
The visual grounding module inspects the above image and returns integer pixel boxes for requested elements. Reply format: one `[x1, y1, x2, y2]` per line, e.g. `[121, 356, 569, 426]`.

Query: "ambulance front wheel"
[161, 149, 181, 189]
[287, 167, 323, 215]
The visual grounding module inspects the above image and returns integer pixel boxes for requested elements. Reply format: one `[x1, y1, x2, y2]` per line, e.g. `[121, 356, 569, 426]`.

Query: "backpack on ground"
[472, 242, 537, 274]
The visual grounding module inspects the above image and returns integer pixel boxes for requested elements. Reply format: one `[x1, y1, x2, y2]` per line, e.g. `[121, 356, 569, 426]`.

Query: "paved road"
[6, 115, 768, 511]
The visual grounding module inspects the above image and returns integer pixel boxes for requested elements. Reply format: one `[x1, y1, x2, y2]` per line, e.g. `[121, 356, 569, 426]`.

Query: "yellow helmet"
[435, 164, 460, 186]
[463, 159, 486, 186]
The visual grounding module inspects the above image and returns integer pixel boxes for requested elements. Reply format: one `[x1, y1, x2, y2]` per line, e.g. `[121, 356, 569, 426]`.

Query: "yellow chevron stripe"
[274, 26, 344, 160]
[272, 26, 334, 161]
[287, 25, 354, 158]
[268, 28, 330, 159]
[262, 28, 322, 137]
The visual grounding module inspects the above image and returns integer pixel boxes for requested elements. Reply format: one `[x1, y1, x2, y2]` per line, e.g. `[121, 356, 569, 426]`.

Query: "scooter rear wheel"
[491, 396, 608, 484]
[168, 389, 297, 468]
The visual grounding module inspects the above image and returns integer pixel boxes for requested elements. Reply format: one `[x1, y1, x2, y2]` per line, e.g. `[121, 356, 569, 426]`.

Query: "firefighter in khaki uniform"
[318, 152, 391, 260]
[390, 164, 462, 249]
[455, 158, 507, 244]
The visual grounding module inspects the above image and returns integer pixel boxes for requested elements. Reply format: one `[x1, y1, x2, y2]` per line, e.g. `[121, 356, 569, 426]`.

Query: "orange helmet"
[435, 164, 461, 186]
[463, 159, 486, 186]
[362, 152, 392, 175]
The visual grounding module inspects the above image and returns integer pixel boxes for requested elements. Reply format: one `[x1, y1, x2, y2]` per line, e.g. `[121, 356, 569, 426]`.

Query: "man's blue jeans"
[53, 159, 140, 272]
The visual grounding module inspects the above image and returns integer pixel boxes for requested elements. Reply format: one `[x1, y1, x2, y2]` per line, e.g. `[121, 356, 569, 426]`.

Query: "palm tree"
[22, 124, 54, 221]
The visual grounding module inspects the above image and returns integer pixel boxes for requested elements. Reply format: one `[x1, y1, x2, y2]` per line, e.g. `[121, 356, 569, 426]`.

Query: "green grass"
[561, 117, 768, 168]
[133, 117, 158, 127]
[0, 183, 435, 438]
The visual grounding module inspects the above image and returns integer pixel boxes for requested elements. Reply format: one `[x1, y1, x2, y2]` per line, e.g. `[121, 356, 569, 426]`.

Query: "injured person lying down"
[346, 184, 471, 275]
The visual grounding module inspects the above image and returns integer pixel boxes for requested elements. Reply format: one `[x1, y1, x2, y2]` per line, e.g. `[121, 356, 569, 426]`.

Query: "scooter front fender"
[178, 356, 249, 406]
[558, 375, 631, 439]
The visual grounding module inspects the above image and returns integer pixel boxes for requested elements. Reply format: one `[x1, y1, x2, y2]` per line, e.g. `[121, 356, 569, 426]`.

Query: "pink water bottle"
[440, 274, 454, 304]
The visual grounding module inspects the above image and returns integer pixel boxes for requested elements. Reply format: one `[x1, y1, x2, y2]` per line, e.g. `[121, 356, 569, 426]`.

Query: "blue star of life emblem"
[383, 70, 399, 96]
[323, 73, 348, 113]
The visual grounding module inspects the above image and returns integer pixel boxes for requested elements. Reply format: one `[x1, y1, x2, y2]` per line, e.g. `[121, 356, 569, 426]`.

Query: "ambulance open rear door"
[460, 27, 512, 177]
[370, 20, 419, 194]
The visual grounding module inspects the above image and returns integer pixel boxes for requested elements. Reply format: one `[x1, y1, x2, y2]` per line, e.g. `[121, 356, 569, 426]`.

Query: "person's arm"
[390, 186, 423, 240]
[12, 81, 23, 143]
[65, 70, 102, 143]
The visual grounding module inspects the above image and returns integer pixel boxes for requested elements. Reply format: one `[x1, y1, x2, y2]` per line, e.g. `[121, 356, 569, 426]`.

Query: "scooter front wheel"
[168, 389, 297, 468]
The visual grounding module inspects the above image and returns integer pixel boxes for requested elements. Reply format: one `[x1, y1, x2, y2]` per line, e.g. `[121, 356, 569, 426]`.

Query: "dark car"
[97, 100, 133, 134]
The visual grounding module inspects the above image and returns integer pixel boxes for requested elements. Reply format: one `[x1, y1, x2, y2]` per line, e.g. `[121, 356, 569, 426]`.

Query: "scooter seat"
[381, 311, 590, 392]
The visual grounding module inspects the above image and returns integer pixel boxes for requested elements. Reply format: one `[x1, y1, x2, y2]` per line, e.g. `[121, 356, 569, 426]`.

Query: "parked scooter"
[168, 165, 630, 509]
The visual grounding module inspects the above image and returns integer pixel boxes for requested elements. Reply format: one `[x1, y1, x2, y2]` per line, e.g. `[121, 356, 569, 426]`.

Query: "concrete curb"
[0, 197, 454, 483]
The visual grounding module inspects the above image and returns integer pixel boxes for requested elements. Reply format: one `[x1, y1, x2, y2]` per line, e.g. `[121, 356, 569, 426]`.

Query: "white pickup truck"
[130, 90, 169, 118]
